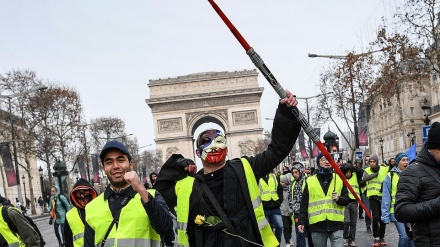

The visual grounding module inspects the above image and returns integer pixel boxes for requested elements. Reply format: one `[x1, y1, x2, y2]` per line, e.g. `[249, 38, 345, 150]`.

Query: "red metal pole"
[207, 0, 372, 220]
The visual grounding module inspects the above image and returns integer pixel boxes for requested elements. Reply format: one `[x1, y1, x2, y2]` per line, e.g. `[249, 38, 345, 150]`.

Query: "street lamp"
[297, 93, 331, 168]
[308, 50, 382, 149]
[38, 166, 48, 213]
[0, 85, 48, 204]
[379, 137, 384, 163]
[21, 174, 26, 205]
[421, 98, 431, 126]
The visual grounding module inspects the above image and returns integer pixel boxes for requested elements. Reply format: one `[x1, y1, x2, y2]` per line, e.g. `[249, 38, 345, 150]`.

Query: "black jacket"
[154, 103, 301, 247]
[298, 172, 350, 233]
[395, 147, 440, 246]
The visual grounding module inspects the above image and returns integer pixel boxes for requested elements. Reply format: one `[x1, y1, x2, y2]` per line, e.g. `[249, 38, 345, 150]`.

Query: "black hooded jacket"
[155, 104, 301, 247]
[395, 147, 440, 246]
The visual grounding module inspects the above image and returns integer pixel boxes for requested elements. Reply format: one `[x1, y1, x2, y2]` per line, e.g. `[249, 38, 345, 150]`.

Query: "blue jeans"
[311, 230, 343, 247]
[394, 221, 415, 247]
[264, 208, 283, 243]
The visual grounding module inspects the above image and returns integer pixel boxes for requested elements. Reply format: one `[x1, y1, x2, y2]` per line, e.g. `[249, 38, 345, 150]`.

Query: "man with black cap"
[83, 140, 174, 247]
[395, 121, 440, 246]
[362, 153, 388, 246]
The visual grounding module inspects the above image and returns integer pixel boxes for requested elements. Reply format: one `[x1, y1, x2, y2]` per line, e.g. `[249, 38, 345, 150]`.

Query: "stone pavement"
[280, 216, 400, 247]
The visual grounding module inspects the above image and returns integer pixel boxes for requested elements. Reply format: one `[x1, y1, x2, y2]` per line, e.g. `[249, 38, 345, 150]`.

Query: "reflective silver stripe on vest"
[97, 238, 161, 247]
[308, 199, 334, 207]
[308, 208, 345, 218]
[260, 191, 270, 195]
[257, 217, 270, 230]
[370, 181, 382, 186]
[252, 197, 262, 209]
[73, 232, 84, 241]
[369, 187, 381, 192]
[178, 221, 187, 231]
[8, 243, 20, 247]
[250, 197, 269, 230]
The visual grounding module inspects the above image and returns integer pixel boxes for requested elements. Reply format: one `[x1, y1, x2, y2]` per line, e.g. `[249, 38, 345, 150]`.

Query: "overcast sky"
[0, 1, 403, 157]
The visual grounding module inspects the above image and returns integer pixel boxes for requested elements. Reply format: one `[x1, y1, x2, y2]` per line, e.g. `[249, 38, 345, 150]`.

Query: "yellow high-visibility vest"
[259, 173, 279, 201]
[0, 206, 24, 247]
[307, 174, 345, 224]
[66, 208, 85, 247]
[85, 190, 161, 247]
[174, 158, 279, 247]
[365, 166, 388, 197]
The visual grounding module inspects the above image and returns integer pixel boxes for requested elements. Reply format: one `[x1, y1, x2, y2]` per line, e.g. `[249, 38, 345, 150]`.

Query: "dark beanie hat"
[395, 152, 408, 165]
[427, 122, 440, 149]
[316, 152, 324, 166]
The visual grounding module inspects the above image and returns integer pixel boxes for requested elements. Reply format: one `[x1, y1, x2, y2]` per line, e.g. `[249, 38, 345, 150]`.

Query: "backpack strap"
[2, 206, 18, 233]
[100, 195, 133, 247]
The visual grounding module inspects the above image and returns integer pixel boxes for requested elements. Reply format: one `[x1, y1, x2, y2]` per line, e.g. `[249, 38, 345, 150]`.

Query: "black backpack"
[1, 206, 46, 246]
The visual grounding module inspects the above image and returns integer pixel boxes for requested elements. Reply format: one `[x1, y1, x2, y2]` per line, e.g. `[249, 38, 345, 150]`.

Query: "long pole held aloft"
[207, 0, 372, 220]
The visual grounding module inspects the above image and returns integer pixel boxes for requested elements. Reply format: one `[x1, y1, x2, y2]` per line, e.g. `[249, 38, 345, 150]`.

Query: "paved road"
[32, 213, 400, 247]
[280, 217, 400, 247]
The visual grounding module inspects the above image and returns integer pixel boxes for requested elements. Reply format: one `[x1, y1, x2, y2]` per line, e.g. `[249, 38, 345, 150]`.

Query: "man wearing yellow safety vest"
[362, 154, 388, 246]
[259, 172, 283, 244]
[64, 178, 97, 247]
[155, 90, 301, 247]
[83, 141, 174, 247]
[297, 153, 350, 247]
[0, 196, 40, 247]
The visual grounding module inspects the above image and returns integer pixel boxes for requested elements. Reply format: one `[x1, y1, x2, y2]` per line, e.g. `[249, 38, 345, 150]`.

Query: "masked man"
[155, 90, 301, 247]
[64, 178, 98, 247]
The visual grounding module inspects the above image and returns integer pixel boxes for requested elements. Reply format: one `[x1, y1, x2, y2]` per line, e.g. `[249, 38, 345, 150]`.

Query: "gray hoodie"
[280, 173, 293, 216]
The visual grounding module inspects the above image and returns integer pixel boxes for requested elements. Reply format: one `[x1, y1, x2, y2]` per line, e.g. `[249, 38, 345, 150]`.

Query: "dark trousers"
[344, 201, 358, 241]
[294, 213, 314, 247]
[282, 215, 292, 244]
[361, 192, 372, 228]
[369, 197, 386, 238]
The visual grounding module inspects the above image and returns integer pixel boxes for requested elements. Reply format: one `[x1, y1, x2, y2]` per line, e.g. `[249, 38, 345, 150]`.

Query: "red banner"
[0, 143, 17, 187]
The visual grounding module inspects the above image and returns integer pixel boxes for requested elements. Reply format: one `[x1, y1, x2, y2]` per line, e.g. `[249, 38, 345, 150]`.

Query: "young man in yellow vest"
[83, 141, 174, 247]
[362, 154, 388, 246]
[64, 178, 97, 247]
[297, 153, 350, 247]
[381, 153, 414, 247]
[155, 90, 301, 247]
[259, 172, 283, 244]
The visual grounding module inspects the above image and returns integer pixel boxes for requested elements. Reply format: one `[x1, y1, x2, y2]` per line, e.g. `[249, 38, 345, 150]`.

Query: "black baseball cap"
[99, 140, 131, 162]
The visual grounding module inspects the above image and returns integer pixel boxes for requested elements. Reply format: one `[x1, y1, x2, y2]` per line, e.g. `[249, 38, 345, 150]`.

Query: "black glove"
[176, 158, 195, 168]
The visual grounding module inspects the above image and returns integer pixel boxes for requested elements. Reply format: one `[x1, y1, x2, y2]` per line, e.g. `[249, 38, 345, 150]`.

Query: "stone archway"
[146, 69, 264, 163]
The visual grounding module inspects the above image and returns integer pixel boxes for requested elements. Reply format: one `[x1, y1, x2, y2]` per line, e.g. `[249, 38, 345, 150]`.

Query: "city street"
[31, 210, 400, 247]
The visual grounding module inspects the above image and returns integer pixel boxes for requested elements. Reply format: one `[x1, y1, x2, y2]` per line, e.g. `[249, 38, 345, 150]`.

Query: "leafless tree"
[27, 84, 83, 189]
[0, 69, 45, 214]
[397, 0, 440, 73]
[88, 116, 128, 154]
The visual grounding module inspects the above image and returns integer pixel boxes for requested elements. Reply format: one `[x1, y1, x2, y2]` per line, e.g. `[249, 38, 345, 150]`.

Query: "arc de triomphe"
[146, 69, 265, 163]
